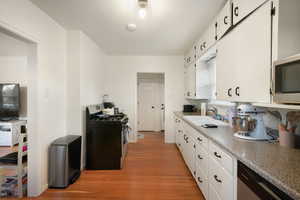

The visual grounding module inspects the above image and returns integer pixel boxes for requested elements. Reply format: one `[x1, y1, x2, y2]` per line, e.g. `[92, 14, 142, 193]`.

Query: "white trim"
[0, 20, 41, 197]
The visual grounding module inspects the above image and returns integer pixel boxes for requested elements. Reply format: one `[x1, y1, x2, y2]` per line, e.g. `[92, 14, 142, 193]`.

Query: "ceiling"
[30, 0, 226, 55]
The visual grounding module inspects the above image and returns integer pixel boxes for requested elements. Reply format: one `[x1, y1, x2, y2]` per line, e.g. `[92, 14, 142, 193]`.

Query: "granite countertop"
[174, 111, 300, 200]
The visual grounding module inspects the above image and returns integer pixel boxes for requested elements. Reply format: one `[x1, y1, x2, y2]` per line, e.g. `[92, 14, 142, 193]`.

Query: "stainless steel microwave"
[273, 54, 300, 104]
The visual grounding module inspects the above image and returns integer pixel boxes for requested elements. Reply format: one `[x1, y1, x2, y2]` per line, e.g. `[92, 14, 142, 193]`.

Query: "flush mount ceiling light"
[126, 23, 137, 32]
[138, 0, 148, 19]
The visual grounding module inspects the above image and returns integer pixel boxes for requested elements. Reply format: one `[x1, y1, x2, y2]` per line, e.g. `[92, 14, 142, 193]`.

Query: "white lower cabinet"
[196, 166, 209, 199]
[174, 117, 183, 150]
[209, 183, 222, 200]
[208, 157, 234, 200]
[176, 115, 236, 200]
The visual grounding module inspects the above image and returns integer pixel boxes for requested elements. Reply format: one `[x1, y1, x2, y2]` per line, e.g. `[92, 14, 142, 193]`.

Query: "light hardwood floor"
[33, 132, 204, 200]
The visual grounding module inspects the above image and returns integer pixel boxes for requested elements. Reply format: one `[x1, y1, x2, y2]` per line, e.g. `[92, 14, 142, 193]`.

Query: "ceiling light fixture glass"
[126, 23, 137, 32]
[139, 7, 147, 19]
[138, 0, 148, 19]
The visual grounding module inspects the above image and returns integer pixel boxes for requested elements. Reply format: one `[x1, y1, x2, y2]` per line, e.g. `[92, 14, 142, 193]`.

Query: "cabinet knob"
[235, 86, 240, 96]
[198, 155, 203, 160]
[197, 137, 202, 142]
[214, 152, 222, 159]
[234, 6, 239, 17]
[214, 175, 222, 183]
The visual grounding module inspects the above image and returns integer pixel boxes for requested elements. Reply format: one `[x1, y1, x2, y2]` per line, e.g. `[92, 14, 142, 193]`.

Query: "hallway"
[37, 133, 204, 200]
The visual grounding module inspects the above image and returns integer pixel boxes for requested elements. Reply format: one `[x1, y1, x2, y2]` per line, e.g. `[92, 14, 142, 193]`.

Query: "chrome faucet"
[207, 106, 218, 119]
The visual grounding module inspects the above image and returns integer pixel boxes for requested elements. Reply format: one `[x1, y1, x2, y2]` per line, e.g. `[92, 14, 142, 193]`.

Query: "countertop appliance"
[0, 120, 26, 146]
[238, 161, 293, 200]
[86, 106, 129, 170]
[273, 54, 300, 104]
[233, 104, 271, 141]
[49, 135, 82, 188]
[183, 105, 195, 112]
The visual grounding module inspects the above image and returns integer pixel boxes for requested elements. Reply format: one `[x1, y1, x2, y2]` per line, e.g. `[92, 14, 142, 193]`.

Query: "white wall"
[103, 56, 185, 143]
[66, 30, 106, 168]
[0, 32, 29, 118]
[0, 0, 67, 196]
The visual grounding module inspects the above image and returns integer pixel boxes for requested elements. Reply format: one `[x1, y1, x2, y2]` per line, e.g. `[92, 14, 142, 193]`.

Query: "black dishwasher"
[238, 161, 293, 200]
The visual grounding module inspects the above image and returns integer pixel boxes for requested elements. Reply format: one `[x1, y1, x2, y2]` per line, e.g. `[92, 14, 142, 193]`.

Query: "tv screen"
[0, 84, 20, 120]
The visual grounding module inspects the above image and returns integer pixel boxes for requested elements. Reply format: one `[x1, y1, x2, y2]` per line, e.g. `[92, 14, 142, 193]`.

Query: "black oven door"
[237, 161, 293, 200]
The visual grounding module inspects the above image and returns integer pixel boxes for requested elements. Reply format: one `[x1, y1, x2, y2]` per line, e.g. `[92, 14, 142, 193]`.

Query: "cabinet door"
[186, 63, 196, 98]
[206, 22, 217, 50]
[198, 24, 216, 59]
[209, 184, 222, 200]
[217, 0, 232, 40]
[195, 60, 211, 99]
[216, 32, 237, 101]
[208, 157, 234, 200]
[232, 0, 267, 25]
[197, 37, 205, 59]
[186, 138, 196, 176]
[233, 1, 272, 103]
[184, 66, 189, 97]
[174, 117, 181, 148]
[196, 167, 209, 199]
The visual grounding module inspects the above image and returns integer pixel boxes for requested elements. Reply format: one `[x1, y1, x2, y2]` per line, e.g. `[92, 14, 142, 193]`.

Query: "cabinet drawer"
[196, 167, 208, 200]
[208, 157, 234, 200]
[209, 183, 222, 200]
[209, 141, 234, 174]
[185, 124, 208, 150]
[196, 145, 208, 174]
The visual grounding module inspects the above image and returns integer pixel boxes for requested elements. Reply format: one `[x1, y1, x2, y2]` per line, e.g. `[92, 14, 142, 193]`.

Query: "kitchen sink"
[183, 116, 228, 127]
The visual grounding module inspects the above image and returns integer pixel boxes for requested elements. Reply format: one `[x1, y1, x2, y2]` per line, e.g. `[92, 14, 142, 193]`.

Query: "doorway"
[137, 73, 165, 134]
[0, 25, 37, 197]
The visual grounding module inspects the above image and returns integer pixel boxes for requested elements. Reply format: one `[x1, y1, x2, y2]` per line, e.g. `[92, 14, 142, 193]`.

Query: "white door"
[138, 79, 163, 132]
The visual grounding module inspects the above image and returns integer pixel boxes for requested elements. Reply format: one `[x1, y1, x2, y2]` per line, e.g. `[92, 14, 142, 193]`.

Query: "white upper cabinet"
[185, 63, 196, 99]
[196, 59, 213, 100]
[216, 32, 237, 101]
[197, 22, 217, 59]
[272, 0, 300, 61]
[232, 0, 268, 25]
[216, 1, 272, 103]
[216, 0, 232, 40]
[185, 46, 197, 66]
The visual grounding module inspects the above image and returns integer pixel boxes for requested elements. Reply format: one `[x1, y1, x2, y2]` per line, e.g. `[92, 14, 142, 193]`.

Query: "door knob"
[152, 106, 155, 109]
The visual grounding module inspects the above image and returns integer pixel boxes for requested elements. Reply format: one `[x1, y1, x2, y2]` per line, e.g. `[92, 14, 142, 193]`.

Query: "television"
[0, 83, 20, 121]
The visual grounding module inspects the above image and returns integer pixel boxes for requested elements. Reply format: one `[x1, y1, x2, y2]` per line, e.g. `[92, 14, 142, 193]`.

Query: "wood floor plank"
[33, 133, 204, 200]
